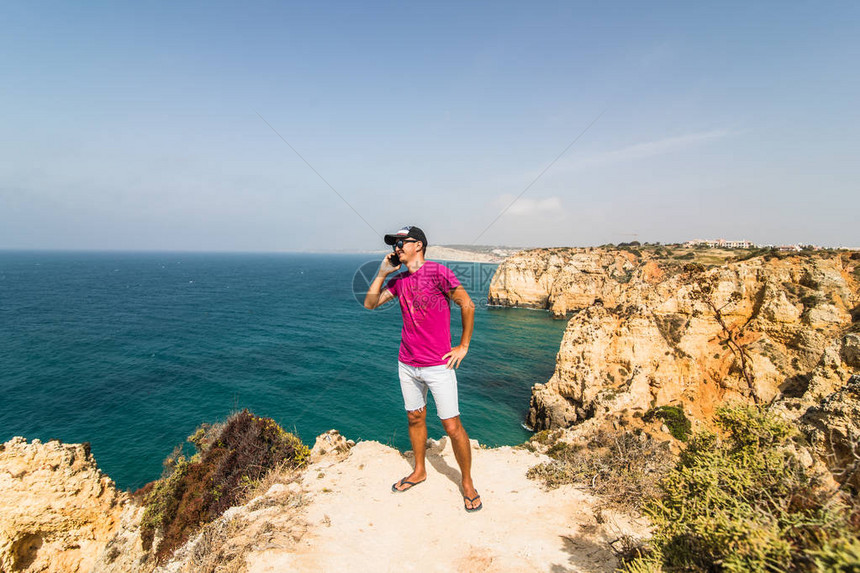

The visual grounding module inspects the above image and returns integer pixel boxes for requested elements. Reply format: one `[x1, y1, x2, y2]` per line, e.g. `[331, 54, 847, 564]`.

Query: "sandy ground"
[425, 246, 513, 263]
[246, 437, 647, 573]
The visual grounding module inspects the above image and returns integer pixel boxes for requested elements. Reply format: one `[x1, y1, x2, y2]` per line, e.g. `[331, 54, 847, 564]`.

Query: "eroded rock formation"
[0, 437, 126, 573]
[488, 250, 860, 436]
[488, 248, 641, 317]
[800, 374, 860, 491]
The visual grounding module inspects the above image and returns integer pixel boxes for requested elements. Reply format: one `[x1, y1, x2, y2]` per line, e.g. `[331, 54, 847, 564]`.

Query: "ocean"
[0, 251, 566, 490]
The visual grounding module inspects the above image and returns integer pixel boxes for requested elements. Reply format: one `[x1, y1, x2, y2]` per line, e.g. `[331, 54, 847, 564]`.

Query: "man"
[363, 225, 482, 512]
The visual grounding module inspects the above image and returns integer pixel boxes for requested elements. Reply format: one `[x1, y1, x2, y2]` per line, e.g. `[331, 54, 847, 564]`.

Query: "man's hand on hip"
[443, 345, 468, 369]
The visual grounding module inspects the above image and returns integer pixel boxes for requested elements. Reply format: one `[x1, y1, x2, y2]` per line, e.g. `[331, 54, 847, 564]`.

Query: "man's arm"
[443, 285, 474, 369]
[364, 278, 395, 310]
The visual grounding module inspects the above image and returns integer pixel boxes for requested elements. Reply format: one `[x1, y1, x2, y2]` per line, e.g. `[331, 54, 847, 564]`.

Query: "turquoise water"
[0, 252, 566, 490]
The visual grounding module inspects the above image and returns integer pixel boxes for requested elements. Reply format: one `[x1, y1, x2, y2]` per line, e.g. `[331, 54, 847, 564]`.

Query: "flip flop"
[391, 478, 425, 493]
[464, 492, 482, 512]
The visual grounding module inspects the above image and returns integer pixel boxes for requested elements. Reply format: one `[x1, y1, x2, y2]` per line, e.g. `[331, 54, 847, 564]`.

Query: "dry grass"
[183, 516, 249, 573]
[238, 460, 304, 505]
[527, 429, 674, 514]
[164, 464, 309, 573]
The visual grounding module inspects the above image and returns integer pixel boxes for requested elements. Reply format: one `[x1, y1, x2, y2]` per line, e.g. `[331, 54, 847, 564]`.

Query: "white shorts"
[398, 361, 460, 420]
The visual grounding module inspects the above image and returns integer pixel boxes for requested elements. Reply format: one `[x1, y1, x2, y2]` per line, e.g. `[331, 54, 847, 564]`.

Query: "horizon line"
[0, 242, 857, 255]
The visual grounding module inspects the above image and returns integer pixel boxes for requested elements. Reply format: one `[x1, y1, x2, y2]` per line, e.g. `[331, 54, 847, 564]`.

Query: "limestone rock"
[842, 333, 860, 368]
[0, 437, 126, 573]
[799, 375, 860, 492]
[310, 430, 354, 463]
[492, 250, 860, 431]
[488, 248, 639, 316]
[91, 504, 153, 573]
[526, 383, 579, 431]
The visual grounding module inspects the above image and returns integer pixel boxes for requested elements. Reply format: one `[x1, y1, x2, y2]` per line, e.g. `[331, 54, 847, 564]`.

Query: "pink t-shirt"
[385, 261, 462, 367]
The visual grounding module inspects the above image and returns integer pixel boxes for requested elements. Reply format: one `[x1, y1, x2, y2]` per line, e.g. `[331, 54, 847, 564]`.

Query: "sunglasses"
[392, 239, 418, 250]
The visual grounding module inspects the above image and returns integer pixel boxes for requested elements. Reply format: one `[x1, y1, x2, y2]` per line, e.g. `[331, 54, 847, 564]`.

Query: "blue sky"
[1, 1, 858, 251]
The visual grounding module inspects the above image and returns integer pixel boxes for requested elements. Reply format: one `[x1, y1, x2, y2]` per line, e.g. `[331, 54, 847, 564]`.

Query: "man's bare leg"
[441, 416, 480, 509]
[393, 406, 428, 491]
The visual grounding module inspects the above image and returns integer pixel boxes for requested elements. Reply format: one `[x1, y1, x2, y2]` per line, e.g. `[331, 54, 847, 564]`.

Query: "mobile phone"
[388, 253, 401, 267]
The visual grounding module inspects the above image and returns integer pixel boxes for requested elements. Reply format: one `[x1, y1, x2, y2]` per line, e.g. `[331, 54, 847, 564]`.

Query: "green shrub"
[137, 410, 309, 563]
[546, 440, 575, 459]
[643, 406, 692, 442]
[623, 405, 860, 572]
[531, 429, 553, 445]
[617, 270, 635, 284]
[809, 537, 860, 571]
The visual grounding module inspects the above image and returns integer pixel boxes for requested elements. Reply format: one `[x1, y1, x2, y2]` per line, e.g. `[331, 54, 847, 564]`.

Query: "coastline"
[362, 245, 520, 264]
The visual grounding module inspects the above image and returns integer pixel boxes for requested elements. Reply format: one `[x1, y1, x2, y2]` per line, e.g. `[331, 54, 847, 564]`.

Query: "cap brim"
[384, 234, 407, 245]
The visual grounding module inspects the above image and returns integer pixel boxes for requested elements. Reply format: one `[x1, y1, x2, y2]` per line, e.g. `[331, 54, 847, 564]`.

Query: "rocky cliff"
[0, 438, 126, 573]
[0, 429, 646, 573]
[488, 247, 643, 317]
[490, 248, 860, 486]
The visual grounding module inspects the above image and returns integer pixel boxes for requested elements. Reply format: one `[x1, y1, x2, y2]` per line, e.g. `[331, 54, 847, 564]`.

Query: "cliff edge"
[491, 247, 860, 488]
[0, 438, 126, 573]
[0, 432, 646, 573]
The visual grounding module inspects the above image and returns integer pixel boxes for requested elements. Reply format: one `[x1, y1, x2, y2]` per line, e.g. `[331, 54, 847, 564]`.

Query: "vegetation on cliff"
[642, 406, 692, 442]
[527, 429, 674, 513]
[620, 405, 859, 573]
[135, 410, 309, 563]
[526, 404, 859, 571]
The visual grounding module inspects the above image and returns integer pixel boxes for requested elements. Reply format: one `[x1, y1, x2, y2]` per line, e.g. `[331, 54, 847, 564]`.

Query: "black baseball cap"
[383, 225, 428, 248]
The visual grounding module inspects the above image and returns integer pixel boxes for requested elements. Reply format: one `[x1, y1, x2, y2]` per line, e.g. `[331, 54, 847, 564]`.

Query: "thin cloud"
[565, 128, 735, 171]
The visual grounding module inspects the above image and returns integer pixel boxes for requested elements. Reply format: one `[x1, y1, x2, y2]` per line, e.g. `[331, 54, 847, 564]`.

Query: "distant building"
[684, 239, 755, 249]
[682, 239, 823, 251]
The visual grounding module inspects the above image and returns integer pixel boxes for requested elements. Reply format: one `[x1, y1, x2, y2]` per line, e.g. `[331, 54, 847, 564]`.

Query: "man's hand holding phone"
[380, 252, 401, 275]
